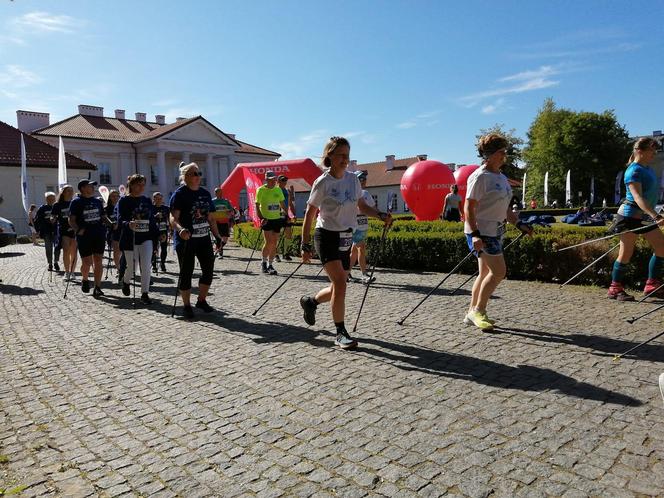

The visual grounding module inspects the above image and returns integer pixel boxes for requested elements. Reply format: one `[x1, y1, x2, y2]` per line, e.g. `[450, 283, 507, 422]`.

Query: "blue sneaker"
[335, 330, 358, 350]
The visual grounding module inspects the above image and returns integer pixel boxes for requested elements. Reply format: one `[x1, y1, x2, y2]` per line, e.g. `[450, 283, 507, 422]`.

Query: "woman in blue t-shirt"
[51, 185, 77, 280]
[116, 175, 157, 305]
[609, 137, 664, 301]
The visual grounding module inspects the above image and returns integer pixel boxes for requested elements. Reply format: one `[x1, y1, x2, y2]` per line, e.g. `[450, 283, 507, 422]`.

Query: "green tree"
[523, 98, 631, 207]
[476, 124, 525, 180]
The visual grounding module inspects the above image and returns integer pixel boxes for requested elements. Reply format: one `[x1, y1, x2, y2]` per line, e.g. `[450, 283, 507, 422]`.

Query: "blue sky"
[1, 0, 662, 165]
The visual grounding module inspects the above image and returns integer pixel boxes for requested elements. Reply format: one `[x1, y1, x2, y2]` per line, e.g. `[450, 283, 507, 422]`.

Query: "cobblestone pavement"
[1, 241, 663, 498]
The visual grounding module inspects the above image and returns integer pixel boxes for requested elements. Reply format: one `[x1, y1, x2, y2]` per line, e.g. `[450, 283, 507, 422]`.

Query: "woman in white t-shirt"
[464, 133, 531, 332]
[300, 137, 392, 350]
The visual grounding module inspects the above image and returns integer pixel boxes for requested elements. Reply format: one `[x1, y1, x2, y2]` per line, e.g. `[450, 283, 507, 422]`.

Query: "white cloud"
[498, 65, 558, 83]
[271, 129, 328, 159]
[0, 64, 41, 88]
[396, 109, 441, 129]
[397, 121, 416, 129]
[12, 11, 80, 34]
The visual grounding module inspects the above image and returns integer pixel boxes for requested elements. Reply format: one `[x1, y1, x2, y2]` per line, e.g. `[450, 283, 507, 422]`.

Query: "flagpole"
[58, 136, 68, 189]
[20, 134, 30, 226]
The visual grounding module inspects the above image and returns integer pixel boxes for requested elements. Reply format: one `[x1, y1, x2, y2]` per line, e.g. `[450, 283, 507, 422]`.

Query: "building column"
[206, 153, 217, 189]
[181, 152, 191, 166]
[119, 152, 132, 186]
[80, 150, 96, 181]
[225, 154, 236, 179]
[157, 150, 167, 193]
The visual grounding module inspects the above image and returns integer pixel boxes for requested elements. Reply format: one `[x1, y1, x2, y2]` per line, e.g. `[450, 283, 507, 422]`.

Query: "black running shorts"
[216, 222, 230, 237]
[314, 227, 352, 270]
[261, 218, 282, 233]
[77, 233, 106, 257]
[611, 214, 659, 235]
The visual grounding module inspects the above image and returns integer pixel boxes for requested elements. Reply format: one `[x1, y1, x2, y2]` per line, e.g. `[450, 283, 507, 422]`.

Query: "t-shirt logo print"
[190, 201, 210, 238]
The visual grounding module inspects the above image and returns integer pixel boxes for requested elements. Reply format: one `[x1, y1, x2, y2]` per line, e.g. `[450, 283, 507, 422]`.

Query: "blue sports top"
[623, 162, 658, 218]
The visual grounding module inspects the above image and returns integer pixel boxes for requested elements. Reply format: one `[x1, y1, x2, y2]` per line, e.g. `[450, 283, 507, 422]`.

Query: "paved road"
[1, 241, 663, 497]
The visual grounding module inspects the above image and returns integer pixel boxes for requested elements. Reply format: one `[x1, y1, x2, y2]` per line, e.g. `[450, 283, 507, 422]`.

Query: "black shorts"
[262, 218, 283, 233]
[77, 234, 106, 257]
[216, 223, 230, 237]
[610, 214, 659, 235]
[314, 228, 352, 270]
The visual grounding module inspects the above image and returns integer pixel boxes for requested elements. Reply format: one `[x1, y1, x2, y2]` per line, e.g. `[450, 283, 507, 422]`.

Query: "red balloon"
[400, 160, 455, 221]
[453, 164, 480, 217]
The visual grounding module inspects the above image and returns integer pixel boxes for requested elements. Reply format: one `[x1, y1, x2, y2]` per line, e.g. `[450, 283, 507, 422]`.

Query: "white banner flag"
[20, 134, 30, 215]
[614, 170, 623, 205]
[590, 176, 595, 205]
[565, 170, 571, 205]
[521, 171, 527, 207]
[543, 171, 549, 207]
[58, 136, 68, 189]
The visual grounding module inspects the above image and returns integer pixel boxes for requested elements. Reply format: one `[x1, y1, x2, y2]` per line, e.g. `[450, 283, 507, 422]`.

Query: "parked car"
[0, 216, 17, 247]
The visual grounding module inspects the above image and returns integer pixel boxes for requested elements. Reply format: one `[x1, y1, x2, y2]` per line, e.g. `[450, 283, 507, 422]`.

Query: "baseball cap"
[278, 175, 288, 181]
[354, 170, 368, 180]
[265, 171, 276, 179]
[77, 179, 98, 190]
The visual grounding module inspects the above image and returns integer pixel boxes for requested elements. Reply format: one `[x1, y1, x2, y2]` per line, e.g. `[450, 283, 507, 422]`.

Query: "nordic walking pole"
[63, 249, 78, 299]
[450, 232, 527, 296]
[252, 261, 305, 316]
[626, 301, 664, 324]
[398, 250, 476, 325]
[352, 224, 390, 333]
[635, 281, 664, 304]
[559, 242, 619, 288]
[131, 230, 137, 308]
[104, 240, 112, 280]
[612, 330, 664, 361]
[171, 239, 188, 318]
[556, 223, 658, 252]
[244, 227, 263, 274]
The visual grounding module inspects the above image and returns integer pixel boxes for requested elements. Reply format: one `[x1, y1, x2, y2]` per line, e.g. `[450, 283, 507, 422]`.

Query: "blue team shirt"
[169, 186, 215, 247]
[116, 195, 157, 250]
[624, 162, 658, 218]
[69, 195, 105, 238]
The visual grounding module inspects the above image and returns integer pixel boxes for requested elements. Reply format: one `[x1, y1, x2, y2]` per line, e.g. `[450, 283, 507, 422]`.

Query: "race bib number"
[158, 221, 168, 232]
[192, 222, 209, 238]
[339, 231, 352, 252]
[61, 208, 70, 219]
[83, 208, 101, 224]
[134, 220, 149, 233]
[268, 203, 280, 212]
[357, 215, 368, 228]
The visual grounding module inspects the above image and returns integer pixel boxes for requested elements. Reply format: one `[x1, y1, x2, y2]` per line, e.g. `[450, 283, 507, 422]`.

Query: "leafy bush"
[233, 221, 655, 286]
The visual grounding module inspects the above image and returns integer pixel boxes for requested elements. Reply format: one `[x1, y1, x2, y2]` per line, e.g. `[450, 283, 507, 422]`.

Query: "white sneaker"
[361, 273, 376, 284]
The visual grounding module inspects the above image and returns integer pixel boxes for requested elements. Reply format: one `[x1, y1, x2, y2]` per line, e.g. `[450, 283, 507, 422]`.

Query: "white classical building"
[19, 105, 279, 199]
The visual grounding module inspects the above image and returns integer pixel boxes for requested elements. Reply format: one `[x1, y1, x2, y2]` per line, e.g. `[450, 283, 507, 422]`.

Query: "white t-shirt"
[308, 170, 362, 231]
[356, 190, 374, 230]
[463, 166, 512, 237]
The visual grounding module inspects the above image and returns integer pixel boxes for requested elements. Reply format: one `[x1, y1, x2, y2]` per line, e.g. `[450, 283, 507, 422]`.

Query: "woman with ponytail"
[608, 137, 664, 301]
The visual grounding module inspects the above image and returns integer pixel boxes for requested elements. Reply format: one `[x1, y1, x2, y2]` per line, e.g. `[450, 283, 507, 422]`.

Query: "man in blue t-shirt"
[69, 179, 112, 297]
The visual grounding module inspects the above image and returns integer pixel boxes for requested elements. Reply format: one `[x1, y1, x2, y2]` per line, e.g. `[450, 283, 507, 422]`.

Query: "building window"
[98, 163, 112, 185]
[372, 195, 378, 206]
[150, 166, 158, 185]
[388, 193, 398, 211]
[404, 203, 409, 212]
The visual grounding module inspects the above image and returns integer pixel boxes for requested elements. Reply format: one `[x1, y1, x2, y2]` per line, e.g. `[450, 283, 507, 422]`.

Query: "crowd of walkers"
[29, 133, 664, 350]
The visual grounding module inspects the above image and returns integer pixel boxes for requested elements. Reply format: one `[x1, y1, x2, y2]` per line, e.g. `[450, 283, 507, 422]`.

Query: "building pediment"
[156, 119, 238, 146]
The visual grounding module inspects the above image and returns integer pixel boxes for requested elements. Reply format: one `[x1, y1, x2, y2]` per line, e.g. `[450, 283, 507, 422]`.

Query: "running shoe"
[607, 284, 635, 302]
[81, 280, 90, 293]
[335, 330, 358, 350]
[300, 296, 317, 325]
[195, 299, 214, 313]
[140, 293, 153, 305]
[361, 273, 376, 284]
[152, 262, 158, 273]
[92, 286, 104, 299]
[466, 310, 495, 332]
[48, 264, 53, 272]
[53, 262, 60, 272]
[267, 265, 278, 275]
[643, 278, 664, 298]
[283, 255, 292, 261]
[463, 311, 496, 326]
[261, 261, 269, 274]
[183, 305, 194, 319]
[274, 255, 281, 263]
[160, 263, 167, 272]
[122, 282, 130, 296]
[347, 273, 360, 283]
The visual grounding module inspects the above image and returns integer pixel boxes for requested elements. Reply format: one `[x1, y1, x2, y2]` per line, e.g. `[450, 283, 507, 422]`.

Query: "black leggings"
[152, 240, 168, 265]
[175, 237, 214, 291]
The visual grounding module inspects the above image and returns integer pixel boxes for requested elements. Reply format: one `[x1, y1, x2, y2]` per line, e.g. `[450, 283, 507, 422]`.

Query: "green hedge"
[233, 221, 655, 287]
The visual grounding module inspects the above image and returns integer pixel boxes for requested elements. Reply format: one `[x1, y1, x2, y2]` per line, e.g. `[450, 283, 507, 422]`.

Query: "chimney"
[16, 110, 50, 133]
[176, 117, 187, 122]
[155, 115, 166, 125]
[385, 155, 395, 171]
[417, 154, 428, 161]
[78, 105, 104, 117]
[115, 109, 125, 119]
[349, 160, 358, 172]
[654, 130, 662, 136]
[135, 112, 147, 122]
[227, 133, 236, 140]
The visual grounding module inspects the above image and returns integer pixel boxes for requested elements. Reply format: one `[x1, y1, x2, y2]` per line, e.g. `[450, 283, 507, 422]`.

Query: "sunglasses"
[186, 171, 203, 177]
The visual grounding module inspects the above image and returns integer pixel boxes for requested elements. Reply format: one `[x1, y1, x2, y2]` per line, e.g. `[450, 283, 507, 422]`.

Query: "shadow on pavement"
[359, 336, 642, 407]
[0, 283, 44, 295]
[494, 325, 664, 363]
[0, 252, 26, 258]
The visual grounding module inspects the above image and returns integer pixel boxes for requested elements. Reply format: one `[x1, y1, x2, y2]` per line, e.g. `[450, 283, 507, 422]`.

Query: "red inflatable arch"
[220, 158, 322, 208]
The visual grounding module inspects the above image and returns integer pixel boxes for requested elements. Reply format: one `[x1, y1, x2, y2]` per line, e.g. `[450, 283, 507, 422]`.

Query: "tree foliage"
[476, 123, 525, 180]
[523, 98, 631, 206]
